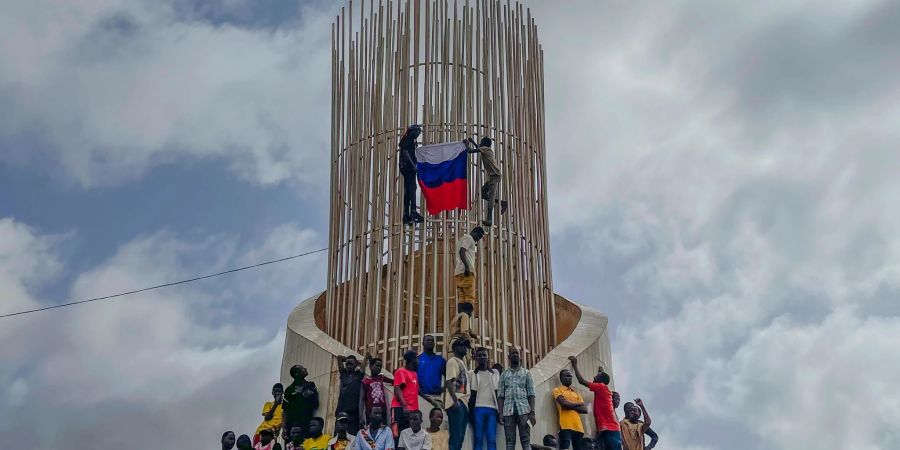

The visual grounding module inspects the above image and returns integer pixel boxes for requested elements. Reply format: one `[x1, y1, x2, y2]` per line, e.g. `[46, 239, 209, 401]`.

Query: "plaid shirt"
[498, 366, 535, 416]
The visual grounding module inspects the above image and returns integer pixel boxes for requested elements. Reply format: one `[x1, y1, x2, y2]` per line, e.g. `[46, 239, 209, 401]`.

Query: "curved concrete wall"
[282, 292, 613, 440]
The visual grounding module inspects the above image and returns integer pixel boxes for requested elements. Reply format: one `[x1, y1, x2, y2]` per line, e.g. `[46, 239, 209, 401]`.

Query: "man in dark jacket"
[399, 124, 425, 225]
[283, 364, 320, 441]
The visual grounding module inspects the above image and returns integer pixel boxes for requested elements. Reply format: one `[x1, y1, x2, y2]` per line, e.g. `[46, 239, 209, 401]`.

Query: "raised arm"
[644, 427, 659, 450]
[567, 356, 591, 387]
[635, 398, 651, 429]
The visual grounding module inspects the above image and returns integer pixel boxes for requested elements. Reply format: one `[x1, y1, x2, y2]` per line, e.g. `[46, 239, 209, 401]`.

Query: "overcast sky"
[2, 0, 900, 449]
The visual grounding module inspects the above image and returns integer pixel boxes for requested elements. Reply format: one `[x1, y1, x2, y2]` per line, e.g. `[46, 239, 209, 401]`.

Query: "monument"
[281, 0, 614, 439]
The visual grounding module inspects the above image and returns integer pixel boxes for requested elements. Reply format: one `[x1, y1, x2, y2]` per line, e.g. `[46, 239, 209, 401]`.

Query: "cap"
[336, 412, 350, 422]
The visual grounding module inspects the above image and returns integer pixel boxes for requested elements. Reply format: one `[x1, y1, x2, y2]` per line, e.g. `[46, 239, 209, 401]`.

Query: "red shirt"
[589, 382, 620, 431]
[363, 375, 388, 413]
[391, 367, 420, 410]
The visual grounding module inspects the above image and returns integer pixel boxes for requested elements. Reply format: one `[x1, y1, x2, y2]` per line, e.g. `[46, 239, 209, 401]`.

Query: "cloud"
[0, 0, 334, 188]
[0, 218, 323, 448]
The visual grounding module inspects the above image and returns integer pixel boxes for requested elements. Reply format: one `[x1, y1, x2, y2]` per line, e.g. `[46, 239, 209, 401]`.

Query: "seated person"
[532, 434, 558, 450]
[329, 412, 357, 450]
[286, 427, 304, 450]
[254, 430, 277, 450]
[398, 410, 433, 450]
[303, 417, 331, 450]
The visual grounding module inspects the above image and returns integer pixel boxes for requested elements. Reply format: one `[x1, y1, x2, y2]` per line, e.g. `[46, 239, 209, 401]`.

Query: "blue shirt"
[354, 426, 394, 450]
[417, 352, 446, 395]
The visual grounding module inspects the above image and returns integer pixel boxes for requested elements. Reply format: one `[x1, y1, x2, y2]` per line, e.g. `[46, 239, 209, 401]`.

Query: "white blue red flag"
[415, 141, 468, 215]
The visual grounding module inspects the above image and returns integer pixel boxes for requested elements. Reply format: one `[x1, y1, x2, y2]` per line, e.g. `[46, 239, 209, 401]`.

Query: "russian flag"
[416, 141, 469, 215]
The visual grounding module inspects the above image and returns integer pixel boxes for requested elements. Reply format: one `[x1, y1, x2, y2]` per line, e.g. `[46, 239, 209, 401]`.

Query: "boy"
[354, 406, 394, 450]
[336, 354, 365, 435]
[398, 410, 433, 450]
[286, 427, 304, 450]
[255, 430, 278, 450]
[427, 408, 449, 450]
[363, 354, 394, 423]
[329, 412, 358, 450]
[552, 369, 587, 450]
[303, 417, 331, 450]
[392, 351, 421, 434]
[256, 383, 285, 445]
[619, 400, 652, 450]
[568, 357, 620, 450]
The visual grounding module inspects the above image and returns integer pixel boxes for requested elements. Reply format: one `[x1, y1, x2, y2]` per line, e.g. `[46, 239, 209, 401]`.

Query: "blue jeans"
[473, 407, 498, 450]
[598, 430, 621, 450]
[448, 401, 469, 450]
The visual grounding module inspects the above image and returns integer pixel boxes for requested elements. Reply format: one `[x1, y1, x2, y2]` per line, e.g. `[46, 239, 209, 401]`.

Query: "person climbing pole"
[399, 124, 425, 225]
[465, 137, 508, 227]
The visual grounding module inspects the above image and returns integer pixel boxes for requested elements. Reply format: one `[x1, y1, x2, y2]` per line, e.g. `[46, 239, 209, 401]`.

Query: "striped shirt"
[498, 366, 535, 416]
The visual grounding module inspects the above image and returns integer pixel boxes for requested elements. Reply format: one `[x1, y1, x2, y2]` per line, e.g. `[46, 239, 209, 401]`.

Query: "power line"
[0, 247, 329, 319]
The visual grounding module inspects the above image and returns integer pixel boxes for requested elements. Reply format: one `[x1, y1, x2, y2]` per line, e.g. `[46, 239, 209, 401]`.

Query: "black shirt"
[283, 380, 319, 423]
[336, 370, 364, 413]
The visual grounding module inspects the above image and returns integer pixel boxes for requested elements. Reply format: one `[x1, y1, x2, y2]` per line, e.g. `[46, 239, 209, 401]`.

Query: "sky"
[1, 0, 900, 448]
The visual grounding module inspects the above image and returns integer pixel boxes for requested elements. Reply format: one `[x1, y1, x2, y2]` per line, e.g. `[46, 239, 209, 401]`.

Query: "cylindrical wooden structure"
[326, 0, 553, 369]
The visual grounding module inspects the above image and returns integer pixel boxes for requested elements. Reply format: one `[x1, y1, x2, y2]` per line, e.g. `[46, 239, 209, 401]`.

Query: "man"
[398, 410, 433, 450]
[619, 400, 652, 450]
[444, 338, 471, 450]
[612, 395, 656, 450]
[256, 383, 285, 445]
[329, 412, 358, 450]
[468, 347, 500, 450]
[303, 417, 331, 450]
[418, 335, 447, 408]
[448, 302, 478, 341]
[363, 355, 394, 423]
[454, 227, 485, 313]
[465, 137, 508, 227]
[498, 347, 536, 450]
[237, 435, 254, 450]
[399, 124, 425, 225]
[552, 370, 587, 450]
[286, 427, 304, 450]
[355, 406, 394, 450]
[392, 350, 421, 435]
[568, 357, 620, 450]
[337, 354, 366, 435]
[427, 408, 449, 450]
[284, 364, 320, 441]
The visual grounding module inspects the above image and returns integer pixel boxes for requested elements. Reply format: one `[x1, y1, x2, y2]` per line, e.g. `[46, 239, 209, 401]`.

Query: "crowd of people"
[218, 337, 657, 450]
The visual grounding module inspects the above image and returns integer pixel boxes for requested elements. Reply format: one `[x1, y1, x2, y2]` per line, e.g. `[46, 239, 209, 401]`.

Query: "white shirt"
[455, 235, 477, 275]
[469, 369, 499, 409]
[398, 428, 432, 450]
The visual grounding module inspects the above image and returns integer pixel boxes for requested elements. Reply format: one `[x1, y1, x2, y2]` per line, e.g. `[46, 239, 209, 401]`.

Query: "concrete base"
[281, 292, 613, 444]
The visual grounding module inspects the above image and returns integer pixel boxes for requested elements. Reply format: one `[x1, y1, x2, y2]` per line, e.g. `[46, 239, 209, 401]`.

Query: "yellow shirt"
[429, 429, 449, 450]
[552, 386, 585, 433]
[256, 401, 283, 434]
[304, 434, 332, 450]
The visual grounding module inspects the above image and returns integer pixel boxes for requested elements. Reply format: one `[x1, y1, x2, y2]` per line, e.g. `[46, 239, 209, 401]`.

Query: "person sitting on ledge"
[286, 427, 304, 450]
[328, 412, 357, 450]
[255, 383, 284, 446]
[254, 429, 278, 450]
[426, 408, 449, 450]
[303, 417, 331, 450]
[354, 406, 394, 450]
[398, 410, 433, 450]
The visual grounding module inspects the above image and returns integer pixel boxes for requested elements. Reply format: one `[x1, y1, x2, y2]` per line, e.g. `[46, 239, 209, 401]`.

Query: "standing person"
[286, 427, 304, 450]
[392, 350, 421, 436]
[454, 227, 485, 311]
[303, 417, 331, 450]
[552, 370, 587, 450]
[330, 412, 359, 450]
[364, 355, 394, 424]
[337, 355, 366, 435]
[444, 338, 471, 450]
[568, 357, 620, 450]
[355, 407, 395, 450]
[398, 410, 433, 450]
[468, 347, 500, 450]
[256, 384, 285, 445]
[448, 302, 478, 341]
[498, 347, 536, 450]
[619, 400, 652, 450]
[418, 335, 447, 408]
[399, 124, 425, 225]
[255, 430, 278, 450]
[427, 408, 449, 450]
[464, 137, 508, 227]
[223, 431, 237, 450]
[284, 364, 320, 441]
